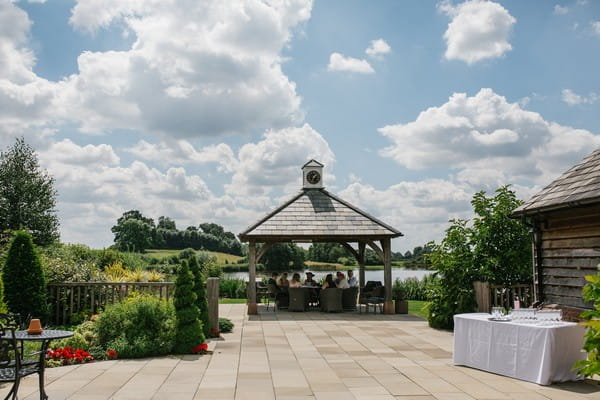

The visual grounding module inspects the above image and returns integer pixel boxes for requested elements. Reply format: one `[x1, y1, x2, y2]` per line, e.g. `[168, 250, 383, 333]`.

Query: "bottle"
[514, 295, 520, 309]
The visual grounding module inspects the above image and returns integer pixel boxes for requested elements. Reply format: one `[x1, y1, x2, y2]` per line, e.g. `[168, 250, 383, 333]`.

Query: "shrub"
[574, 272, 600, 377]
[95, 294, 176, 358]
[219, 278, 247, 298]
[190, 256, 209, 338]
[173, 260, 204, 354]
[392, 275, 438, 302]
[3, 231, 48, 322]
[219, 317, 234, 333]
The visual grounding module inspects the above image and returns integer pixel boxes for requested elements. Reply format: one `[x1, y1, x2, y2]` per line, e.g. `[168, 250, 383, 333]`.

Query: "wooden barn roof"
[239, 188, 402, 242]
[513, 147, 600, 216]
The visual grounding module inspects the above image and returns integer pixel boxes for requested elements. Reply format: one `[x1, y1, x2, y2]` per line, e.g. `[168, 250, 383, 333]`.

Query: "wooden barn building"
[512, 148, 600, 315]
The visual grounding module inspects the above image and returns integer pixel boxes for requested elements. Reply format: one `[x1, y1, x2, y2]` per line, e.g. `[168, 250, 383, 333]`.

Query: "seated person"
[278, 272, 290, 289]
[322, 273, 336, 289]
[304, 271, 319, 286]
[289, 273, 302, 288]
[268, 272, 289, 306]
[268, 272, 279, 287]
[335, 271, 349, 289]
[347, 269, 357, 287]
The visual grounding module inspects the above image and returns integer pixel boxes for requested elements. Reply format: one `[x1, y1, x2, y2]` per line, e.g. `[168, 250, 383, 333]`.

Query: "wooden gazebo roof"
[239, 188, 402, 242]
[513, 147, 600, 216]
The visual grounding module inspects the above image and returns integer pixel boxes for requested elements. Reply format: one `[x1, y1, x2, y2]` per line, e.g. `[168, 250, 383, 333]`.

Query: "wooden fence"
[473, 281, 534, 312]
[48, 282, 175, 325]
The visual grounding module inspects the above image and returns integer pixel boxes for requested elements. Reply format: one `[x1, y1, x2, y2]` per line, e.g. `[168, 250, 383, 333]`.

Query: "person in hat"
[304, 271, 318, 287]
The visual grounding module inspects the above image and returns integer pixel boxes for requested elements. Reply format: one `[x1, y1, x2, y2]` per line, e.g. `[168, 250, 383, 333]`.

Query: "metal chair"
[0, 314, 44, 400]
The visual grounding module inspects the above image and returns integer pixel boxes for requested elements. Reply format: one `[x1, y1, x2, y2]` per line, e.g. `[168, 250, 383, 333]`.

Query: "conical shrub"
[3, 230, 49, 322]
[173, 260, 205, 353]
[189, 256, 209, 337]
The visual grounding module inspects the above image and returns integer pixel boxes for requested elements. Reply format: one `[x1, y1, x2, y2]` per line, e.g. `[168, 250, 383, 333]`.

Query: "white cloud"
[227, 123, 335, 196]
[440, 0, 516, 64]
[553, 5, 568, 15]
[327, 52, 374, 74]
[380, 88, 600, 187]
[127, 140, 236, 172]
[339, 179, 473, 249]
[1, 0, 313, 139]
[365, 39, 391, 58]
[592, 21, 600, 36]
[561, 88, 598, 105]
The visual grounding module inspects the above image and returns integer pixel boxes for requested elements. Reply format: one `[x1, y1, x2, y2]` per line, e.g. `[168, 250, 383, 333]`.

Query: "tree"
[189, 256, 209, 337]
[2, 230, 49, 322]
[471, 186, 532, 285]
[0, 137, 59, 246]
[262, 243, 305, 271]
[111, 210, 155, 252]
[173, 260, 205, 353]
[157, 216, 176, 230]
[428, 220, 476, 329]
[427, 186, 532, 329]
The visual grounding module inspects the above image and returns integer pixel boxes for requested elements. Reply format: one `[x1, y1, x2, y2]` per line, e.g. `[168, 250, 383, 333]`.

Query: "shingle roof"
[513, 148, 600, 216]
[239, 189, 402, 241]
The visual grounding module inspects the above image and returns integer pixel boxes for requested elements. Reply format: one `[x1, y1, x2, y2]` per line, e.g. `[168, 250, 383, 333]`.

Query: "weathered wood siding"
[537, 205, 600, 309]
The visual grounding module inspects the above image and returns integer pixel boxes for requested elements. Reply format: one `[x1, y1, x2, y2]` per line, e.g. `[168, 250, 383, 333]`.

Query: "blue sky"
[1, 0, 599, 251]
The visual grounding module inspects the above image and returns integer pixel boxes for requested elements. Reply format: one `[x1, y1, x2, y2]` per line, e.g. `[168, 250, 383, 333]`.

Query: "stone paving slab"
[1, 304, 599, 400]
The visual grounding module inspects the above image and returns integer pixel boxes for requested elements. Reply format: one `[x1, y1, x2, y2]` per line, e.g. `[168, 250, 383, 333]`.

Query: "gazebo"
[239, 160, 403, 315]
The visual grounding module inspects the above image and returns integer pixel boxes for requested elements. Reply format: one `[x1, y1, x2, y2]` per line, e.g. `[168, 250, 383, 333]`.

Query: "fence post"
[207, 278, 219, 335]
[473, 281, 490, 312]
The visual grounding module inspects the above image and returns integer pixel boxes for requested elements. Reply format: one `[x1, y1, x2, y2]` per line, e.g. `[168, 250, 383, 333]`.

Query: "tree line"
[111, 211, 243, 255]
[306, 242, 432, 267]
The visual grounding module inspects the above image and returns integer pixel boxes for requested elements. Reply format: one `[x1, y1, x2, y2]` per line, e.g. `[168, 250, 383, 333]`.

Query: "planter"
[395, 299, 408, 314]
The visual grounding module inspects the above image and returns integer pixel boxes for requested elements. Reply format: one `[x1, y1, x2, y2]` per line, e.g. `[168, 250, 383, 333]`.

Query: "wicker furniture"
[320, 288, 343, 313]
[342, 287, 359, 311]
[288, 287, 307, 312]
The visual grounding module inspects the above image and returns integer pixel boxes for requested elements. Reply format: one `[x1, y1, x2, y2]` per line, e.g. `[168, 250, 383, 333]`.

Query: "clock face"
[306, 170, 321, 184]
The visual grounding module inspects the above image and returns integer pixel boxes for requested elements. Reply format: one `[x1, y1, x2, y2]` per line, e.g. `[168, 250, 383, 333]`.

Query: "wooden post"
[382, 238, 394, 314]
[207, 277, 219, 335]
[473, 281, 490, 312]
[358, 242, 366, 290]
[247, 241, 258, 315]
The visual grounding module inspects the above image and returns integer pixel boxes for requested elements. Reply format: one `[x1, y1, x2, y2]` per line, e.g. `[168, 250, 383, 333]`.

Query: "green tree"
[2, 230, 49, 322]
[111, 210, 155, 252]
[0, 137, 59, 246]
[173, 260, 205, 353]
[471, 186, 532, 285]
[427, 186, 532, 329]
[262, 243, 305, 271]
[428, 220, 476, 329]
[189, 256, 210, 337]
[157, 216, 177, 230]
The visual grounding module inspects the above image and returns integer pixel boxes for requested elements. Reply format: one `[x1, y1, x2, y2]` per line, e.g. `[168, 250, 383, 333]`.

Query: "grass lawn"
[408, 300, 430, 320]
[219, 298, 247, 304]
[145, 249, 243, 264]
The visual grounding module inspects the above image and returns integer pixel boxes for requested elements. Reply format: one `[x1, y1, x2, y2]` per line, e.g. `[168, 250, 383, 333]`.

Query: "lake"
[224, 269, 432, 282]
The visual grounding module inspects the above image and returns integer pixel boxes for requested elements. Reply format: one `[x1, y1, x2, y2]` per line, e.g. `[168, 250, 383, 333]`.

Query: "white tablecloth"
[453, 313, 587, 385]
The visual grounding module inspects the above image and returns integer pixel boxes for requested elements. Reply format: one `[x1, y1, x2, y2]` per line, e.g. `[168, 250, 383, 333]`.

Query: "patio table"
[453, 313, 586, 385]
[1, 329, 73, 400]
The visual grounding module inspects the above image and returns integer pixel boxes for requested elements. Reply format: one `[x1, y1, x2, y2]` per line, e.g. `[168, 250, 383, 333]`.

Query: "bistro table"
[453, 313, 586, 385]
[2, 329, 73, 400]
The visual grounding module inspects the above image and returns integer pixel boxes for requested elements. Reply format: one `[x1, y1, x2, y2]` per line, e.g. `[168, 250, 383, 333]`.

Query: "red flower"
[191, 342, 209, 354]
[106, 349, 118, 360]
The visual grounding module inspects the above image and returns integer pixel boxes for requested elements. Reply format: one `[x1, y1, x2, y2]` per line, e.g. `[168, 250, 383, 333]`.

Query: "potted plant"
[392, 279, 409, 314]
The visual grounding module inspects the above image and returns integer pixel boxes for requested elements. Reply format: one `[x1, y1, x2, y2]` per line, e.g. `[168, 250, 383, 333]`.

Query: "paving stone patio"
[2, 304, 600, 400]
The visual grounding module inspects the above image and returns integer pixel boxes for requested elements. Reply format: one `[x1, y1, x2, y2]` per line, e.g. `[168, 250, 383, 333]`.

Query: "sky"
[1, 0, 599, 252]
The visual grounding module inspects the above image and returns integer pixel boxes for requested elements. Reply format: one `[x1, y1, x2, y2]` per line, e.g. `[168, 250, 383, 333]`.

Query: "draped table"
[453, 313, 586, 385]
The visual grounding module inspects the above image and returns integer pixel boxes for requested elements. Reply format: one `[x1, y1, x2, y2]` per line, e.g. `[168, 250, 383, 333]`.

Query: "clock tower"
[302, 159, 324, 189]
